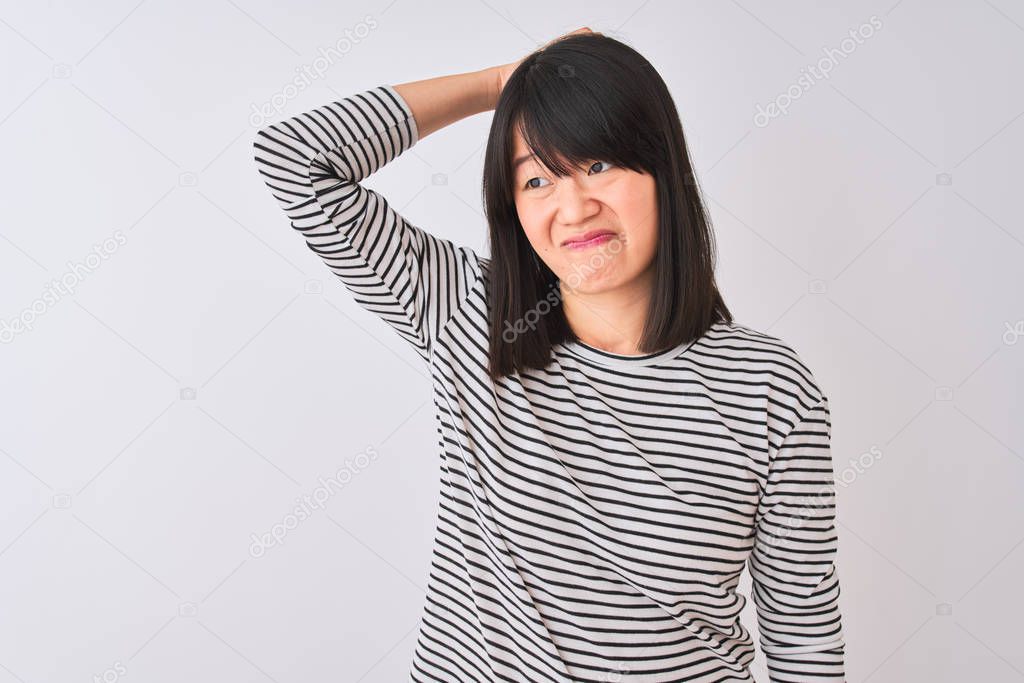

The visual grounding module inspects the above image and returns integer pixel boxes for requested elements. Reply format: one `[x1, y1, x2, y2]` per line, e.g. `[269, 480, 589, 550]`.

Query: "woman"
[253, 28, 845, 683]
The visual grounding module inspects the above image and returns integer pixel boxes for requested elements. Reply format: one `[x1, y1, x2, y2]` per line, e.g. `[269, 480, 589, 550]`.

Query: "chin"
[558, 268, 626, 295]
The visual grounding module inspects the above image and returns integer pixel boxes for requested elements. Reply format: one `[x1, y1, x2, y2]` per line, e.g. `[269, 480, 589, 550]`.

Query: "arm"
[251, 67, 499, 363]
[392, 68, 499, 139]
[749, 396, 846, 682]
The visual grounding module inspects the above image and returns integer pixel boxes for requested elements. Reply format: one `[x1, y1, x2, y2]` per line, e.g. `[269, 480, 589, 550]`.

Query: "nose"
[555, 176, 600, 225]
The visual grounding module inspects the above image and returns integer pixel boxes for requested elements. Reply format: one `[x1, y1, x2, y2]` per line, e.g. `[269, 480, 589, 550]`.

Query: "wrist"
[479, 66, 501, 112]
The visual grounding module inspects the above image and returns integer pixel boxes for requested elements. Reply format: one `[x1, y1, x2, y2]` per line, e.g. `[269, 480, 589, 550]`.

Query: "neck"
[559, 267, 655, 356]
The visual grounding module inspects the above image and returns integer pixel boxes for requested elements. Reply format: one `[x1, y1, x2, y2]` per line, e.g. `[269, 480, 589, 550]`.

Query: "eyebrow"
[513, 153, 536, 169]
[513, 152, 589, 174]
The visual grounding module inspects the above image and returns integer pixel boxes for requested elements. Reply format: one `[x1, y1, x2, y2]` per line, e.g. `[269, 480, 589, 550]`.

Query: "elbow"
[252, 127, 271, 168]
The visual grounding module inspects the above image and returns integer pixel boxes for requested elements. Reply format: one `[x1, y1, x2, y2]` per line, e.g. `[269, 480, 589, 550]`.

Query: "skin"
[510, 125, 660, 355]
[396, 25, 658, 355]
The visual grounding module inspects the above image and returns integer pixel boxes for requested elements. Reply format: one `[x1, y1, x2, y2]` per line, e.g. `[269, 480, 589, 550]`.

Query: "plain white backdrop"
[1, 1, 1022, 681]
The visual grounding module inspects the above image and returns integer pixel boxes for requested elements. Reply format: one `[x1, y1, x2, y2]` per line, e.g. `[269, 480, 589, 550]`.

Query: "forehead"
[511, 126, 531, 162]
[510, 127, 538, 176]
[510, 125, 567, 175]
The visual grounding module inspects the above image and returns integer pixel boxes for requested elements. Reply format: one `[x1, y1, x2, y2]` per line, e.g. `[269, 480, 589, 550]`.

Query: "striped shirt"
[253, 84, 846, 682]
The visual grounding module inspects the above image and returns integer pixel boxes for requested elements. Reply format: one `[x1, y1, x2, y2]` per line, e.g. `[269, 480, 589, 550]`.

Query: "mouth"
[561, 230, 618, 249]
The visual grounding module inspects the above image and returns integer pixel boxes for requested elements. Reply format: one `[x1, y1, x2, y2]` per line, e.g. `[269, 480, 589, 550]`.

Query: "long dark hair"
[481, 33, 731, 380]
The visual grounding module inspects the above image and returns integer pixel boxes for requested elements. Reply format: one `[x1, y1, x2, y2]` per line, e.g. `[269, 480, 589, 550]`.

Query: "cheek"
[616, 178, 658, 244]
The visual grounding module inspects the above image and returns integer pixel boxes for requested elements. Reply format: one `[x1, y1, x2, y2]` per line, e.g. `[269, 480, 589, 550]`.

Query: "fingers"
[542, 27, 595, 51]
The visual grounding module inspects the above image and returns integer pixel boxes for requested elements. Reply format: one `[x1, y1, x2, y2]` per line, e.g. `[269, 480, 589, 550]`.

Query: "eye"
[523, 161, 613, 190]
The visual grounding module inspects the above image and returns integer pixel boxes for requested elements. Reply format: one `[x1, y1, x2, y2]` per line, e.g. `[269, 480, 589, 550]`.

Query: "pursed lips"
[561, 229, 617, 247]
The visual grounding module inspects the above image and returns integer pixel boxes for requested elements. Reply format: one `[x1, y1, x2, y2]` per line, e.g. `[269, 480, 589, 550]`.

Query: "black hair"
[481, 32, 732, 380]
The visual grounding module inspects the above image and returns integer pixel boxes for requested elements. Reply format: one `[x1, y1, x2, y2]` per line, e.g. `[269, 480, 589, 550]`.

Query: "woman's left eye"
[588, 160, 613, 174]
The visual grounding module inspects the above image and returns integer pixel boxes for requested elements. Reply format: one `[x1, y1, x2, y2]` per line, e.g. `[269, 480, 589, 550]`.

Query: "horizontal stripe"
[253, 84, 845, 683]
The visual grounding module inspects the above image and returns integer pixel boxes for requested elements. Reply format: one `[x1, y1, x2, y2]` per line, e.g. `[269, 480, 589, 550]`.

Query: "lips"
[561, 229, 617, 247]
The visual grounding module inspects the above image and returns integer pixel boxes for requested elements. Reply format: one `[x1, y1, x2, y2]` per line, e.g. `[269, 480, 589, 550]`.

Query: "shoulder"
[705, 319, 828, 423]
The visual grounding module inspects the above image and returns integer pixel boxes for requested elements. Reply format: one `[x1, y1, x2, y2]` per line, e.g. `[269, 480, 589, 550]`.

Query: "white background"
[1, 1, 1022, 681]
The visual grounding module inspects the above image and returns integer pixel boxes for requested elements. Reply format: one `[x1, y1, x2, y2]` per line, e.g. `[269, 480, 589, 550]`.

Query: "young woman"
[254, 28, 845, 683]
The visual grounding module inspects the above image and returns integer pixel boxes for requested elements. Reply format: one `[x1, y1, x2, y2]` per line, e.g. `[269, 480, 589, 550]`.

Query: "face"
[510, 126, 659, 296]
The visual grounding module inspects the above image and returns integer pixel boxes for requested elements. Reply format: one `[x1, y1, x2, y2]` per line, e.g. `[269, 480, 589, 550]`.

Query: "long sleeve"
[749, 395, 846, 681]
[252, 84, 482, 364]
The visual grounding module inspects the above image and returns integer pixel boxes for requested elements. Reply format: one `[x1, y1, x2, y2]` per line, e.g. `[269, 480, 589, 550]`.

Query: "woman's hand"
[492, 27, 598, 103]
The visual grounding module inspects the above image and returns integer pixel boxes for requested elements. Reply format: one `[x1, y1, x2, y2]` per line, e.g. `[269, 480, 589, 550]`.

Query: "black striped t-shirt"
[252, 83, 846, 683]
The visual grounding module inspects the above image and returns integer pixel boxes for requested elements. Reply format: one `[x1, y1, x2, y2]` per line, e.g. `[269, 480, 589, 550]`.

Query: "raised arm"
[251, 67, 499, 363]
[749, 395, 847, 682]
